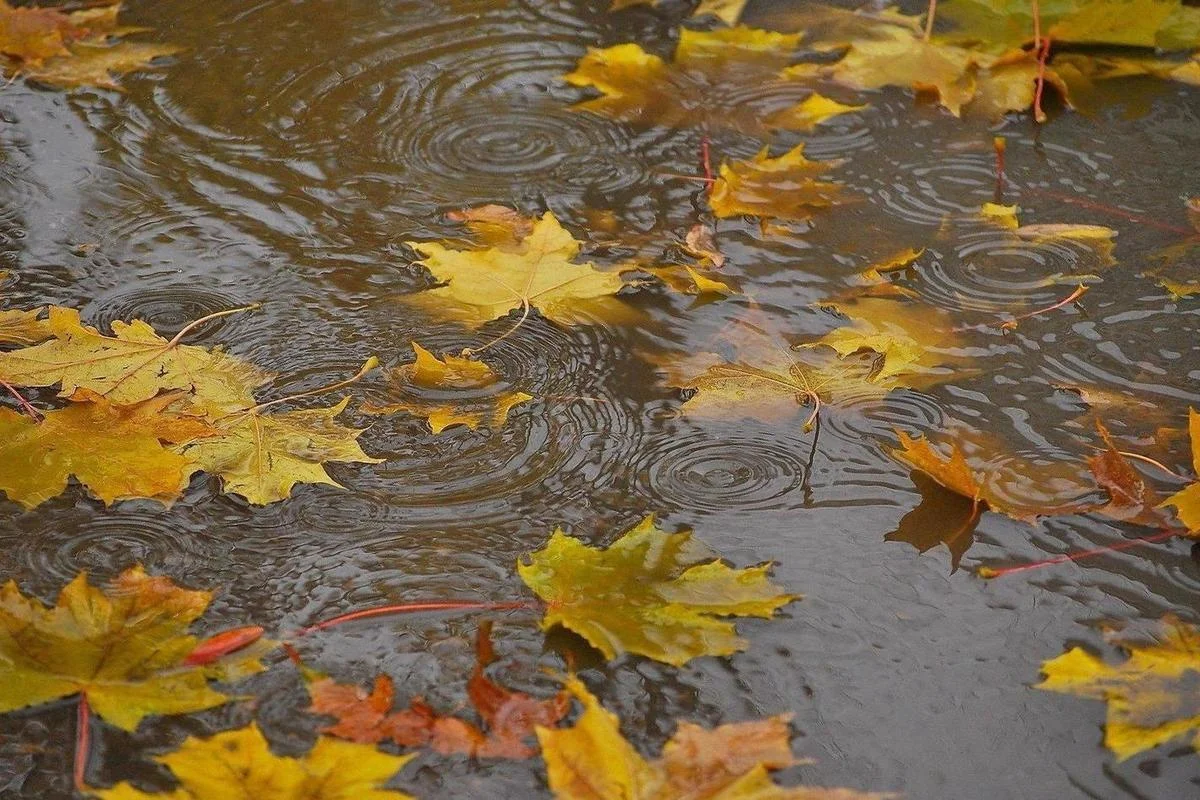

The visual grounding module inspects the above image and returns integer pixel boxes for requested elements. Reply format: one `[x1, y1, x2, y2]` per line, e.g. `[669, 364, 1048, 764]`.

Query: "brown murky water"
[1, 0, 1199, 797]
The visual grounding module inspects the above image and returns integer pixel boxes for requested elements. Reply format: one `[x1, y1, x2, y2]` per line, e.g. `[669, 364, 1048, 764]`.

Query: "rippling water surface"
[1, 0, 1199, 797]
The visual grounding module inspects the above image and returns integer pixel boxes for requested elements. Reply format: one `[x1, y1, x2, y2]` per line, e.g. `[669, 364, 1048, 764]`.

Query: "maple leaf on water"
[0, 389, 215, 509]
[310, 622, 568, 759]
[708, 145, 848, 224]
[361, 342, 533, 434]
[1160, 408, 1200, 533]
[1038, 615, 1200, 760]
[518, 516, 796, 666]
[0, 305, 270, 407]
[403, 211, 635, 329]
[0, 567, 267, 732]
[94, 723, 414, 800]
[538, 677, 893, 800]
[0, 1, 179, 90]
[177, 391, 382, 507]
[889, 428, 1092, 568]
[564, 27, 863, 135]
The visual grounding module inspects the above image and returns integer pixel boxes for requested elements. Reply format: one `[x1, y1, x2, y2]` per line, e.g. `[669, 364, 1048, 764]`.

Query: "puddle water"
[1, 0, 1199, 797]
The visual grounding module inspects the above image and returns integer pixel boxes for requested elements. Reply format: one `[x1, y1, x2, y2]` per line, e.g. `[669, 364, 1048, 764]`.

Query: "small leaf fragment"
[709, 145, 846, 223]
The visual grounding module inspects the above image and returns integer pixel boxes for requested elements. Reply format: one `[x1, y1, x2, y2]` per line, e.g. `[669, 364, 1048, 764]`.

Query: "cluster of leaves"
[0, 305, 379, 507]
[604, 1, 1200, 120]
[0, 0, 178, 90]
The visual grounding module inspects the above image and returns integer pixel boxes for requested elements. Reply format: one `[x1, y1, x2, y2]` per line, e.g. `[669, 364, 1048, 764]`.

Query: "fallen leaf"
[709, 145, 846, 223]
[1088, 420, 1170, 526]
[518, 516, 796, 666]
[1160, 408, 1200, 533]
[693, 0, 750, 25]
[0, 305, 270, 407]
[403, 211, 633, 329]
[565, 27, 859, 135]
[0, 389, 215, 509]
[1038, 615, 1200, 760]
[178, 395, 381, 506]
[0, 567, 266, 732]
[93, 723, 415, 799]
[1, 1, 179, 90]
[538, 677, 893, 799]
[682, 224, 726, 269]
[361, 343, 532, 433]
[310, 623, 568, 759]
[0, 306, 53, 346]
[446, 204, 535, 247]
[851, 248, 924, 287]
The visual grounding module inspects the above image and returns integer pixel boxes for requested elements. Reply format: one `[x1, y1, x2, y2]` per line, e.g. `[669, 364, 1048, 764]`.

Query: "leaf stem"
[240, 357, 378, 416]
[923, 0, 937, 40]
[297, 600, 537, 635]
[465, 297, 531, 357]
[74, 693, 90, 793]
[0, 377, 41, 421]
[1023, 187, 1195, 235]
[1082, 445, 1191, 482]
[700, 136, 715, 196]
[978, 529, 1181, 578]
[164, 303, 261, 349]
[1003, 283, 1088, 328]
[1033, 34, 1052, 124]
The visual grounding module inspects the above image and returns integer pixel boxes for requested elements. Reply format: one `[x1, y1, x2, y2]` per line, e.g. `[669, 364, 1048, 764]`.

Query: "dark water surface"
[1, 0, 1199, 797]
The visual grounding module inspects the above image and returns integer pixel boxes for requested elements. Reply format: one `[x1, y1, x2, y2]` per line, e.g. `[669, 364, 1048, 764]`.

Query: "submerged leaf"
[403, 212, 632, 328]
[1038, 616, 1200, 760]
[709, 145, 846, 223]
[538, 677, 892, 799]
[0, 567, 265, 731]
[94, 723, 415, 799]
[310, 624, 568, 759]
[0, 389, 215, 509]
[518, 516, 796, 666]
[362, 343, 532, 433]
[565, 27, 859, 135]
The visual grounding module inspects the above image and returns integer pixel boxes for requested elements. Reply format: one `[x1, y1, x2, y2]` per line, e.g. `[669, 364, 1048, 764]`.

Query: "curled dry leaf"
[94, 723, 415, 800]
[309, 623, 568, 759]
[0, 567, 268, 732]
[518, 516, 796, 666]
[565, 27, 861, 135]
[538, 677, 894, 800]
[362, 342, 533, 433]
[709, 145, 846, 223]
[403, 211, 634, 328]
[683, 224, 726, 269]
[0, 389, 215, 509]
[1159, 408, 1200, 533]
[1038, 615, 1200, 760]
[1088, 420, 1171, 527]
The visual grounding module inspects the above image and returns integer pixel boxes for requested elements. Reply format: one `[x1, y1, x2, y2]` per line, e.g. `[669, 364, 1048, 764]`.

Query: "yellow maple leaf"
[0, 306, 53, 346]
[1038, 616, 1200, 760]
[0, 389, 215, 509]
[565, 27, 860, 135]
[1160, 408, 1200, 533]
[178, 395, 381, 506]
[362, 342, 533, 433]
[538, 677, 892, 799]
[403, 211, 633, 329]
[709, 144, 846, 223]
[95, 723, 415, 799]
[0, 567, 266, 732]
[0, 305, 269, 407]
[518, 516, 796, 666]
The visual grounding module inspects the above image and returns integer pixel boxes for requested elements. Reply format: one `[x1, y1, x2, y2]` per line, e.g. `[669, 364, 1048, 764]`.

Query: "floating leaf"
[0, 389, 215, 509]
[94, 723, 414, 799]
[1, 1, 179, 90]
[0, 306, 53, 346]
[1160, 408, 1200, 533]
[178, 395, 381, 506]
[565, 27, 857, 135]
[693, 0, 750, 25]
[0, 567, 266, 731]
[403, 212, 632, 328]
[0, 305, 269, 407]
[538, 677, 892, 800]
[1038, 616, 1200, 760]
[362, 343, 532, 433]
[1089, 420, 1170, 526]
[446, 204, 534, 247]
[310, 623, 568, 759]
[709, 145, 846, 223]
[682, 223, 726, 269]
[518, 516, 796, 666]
